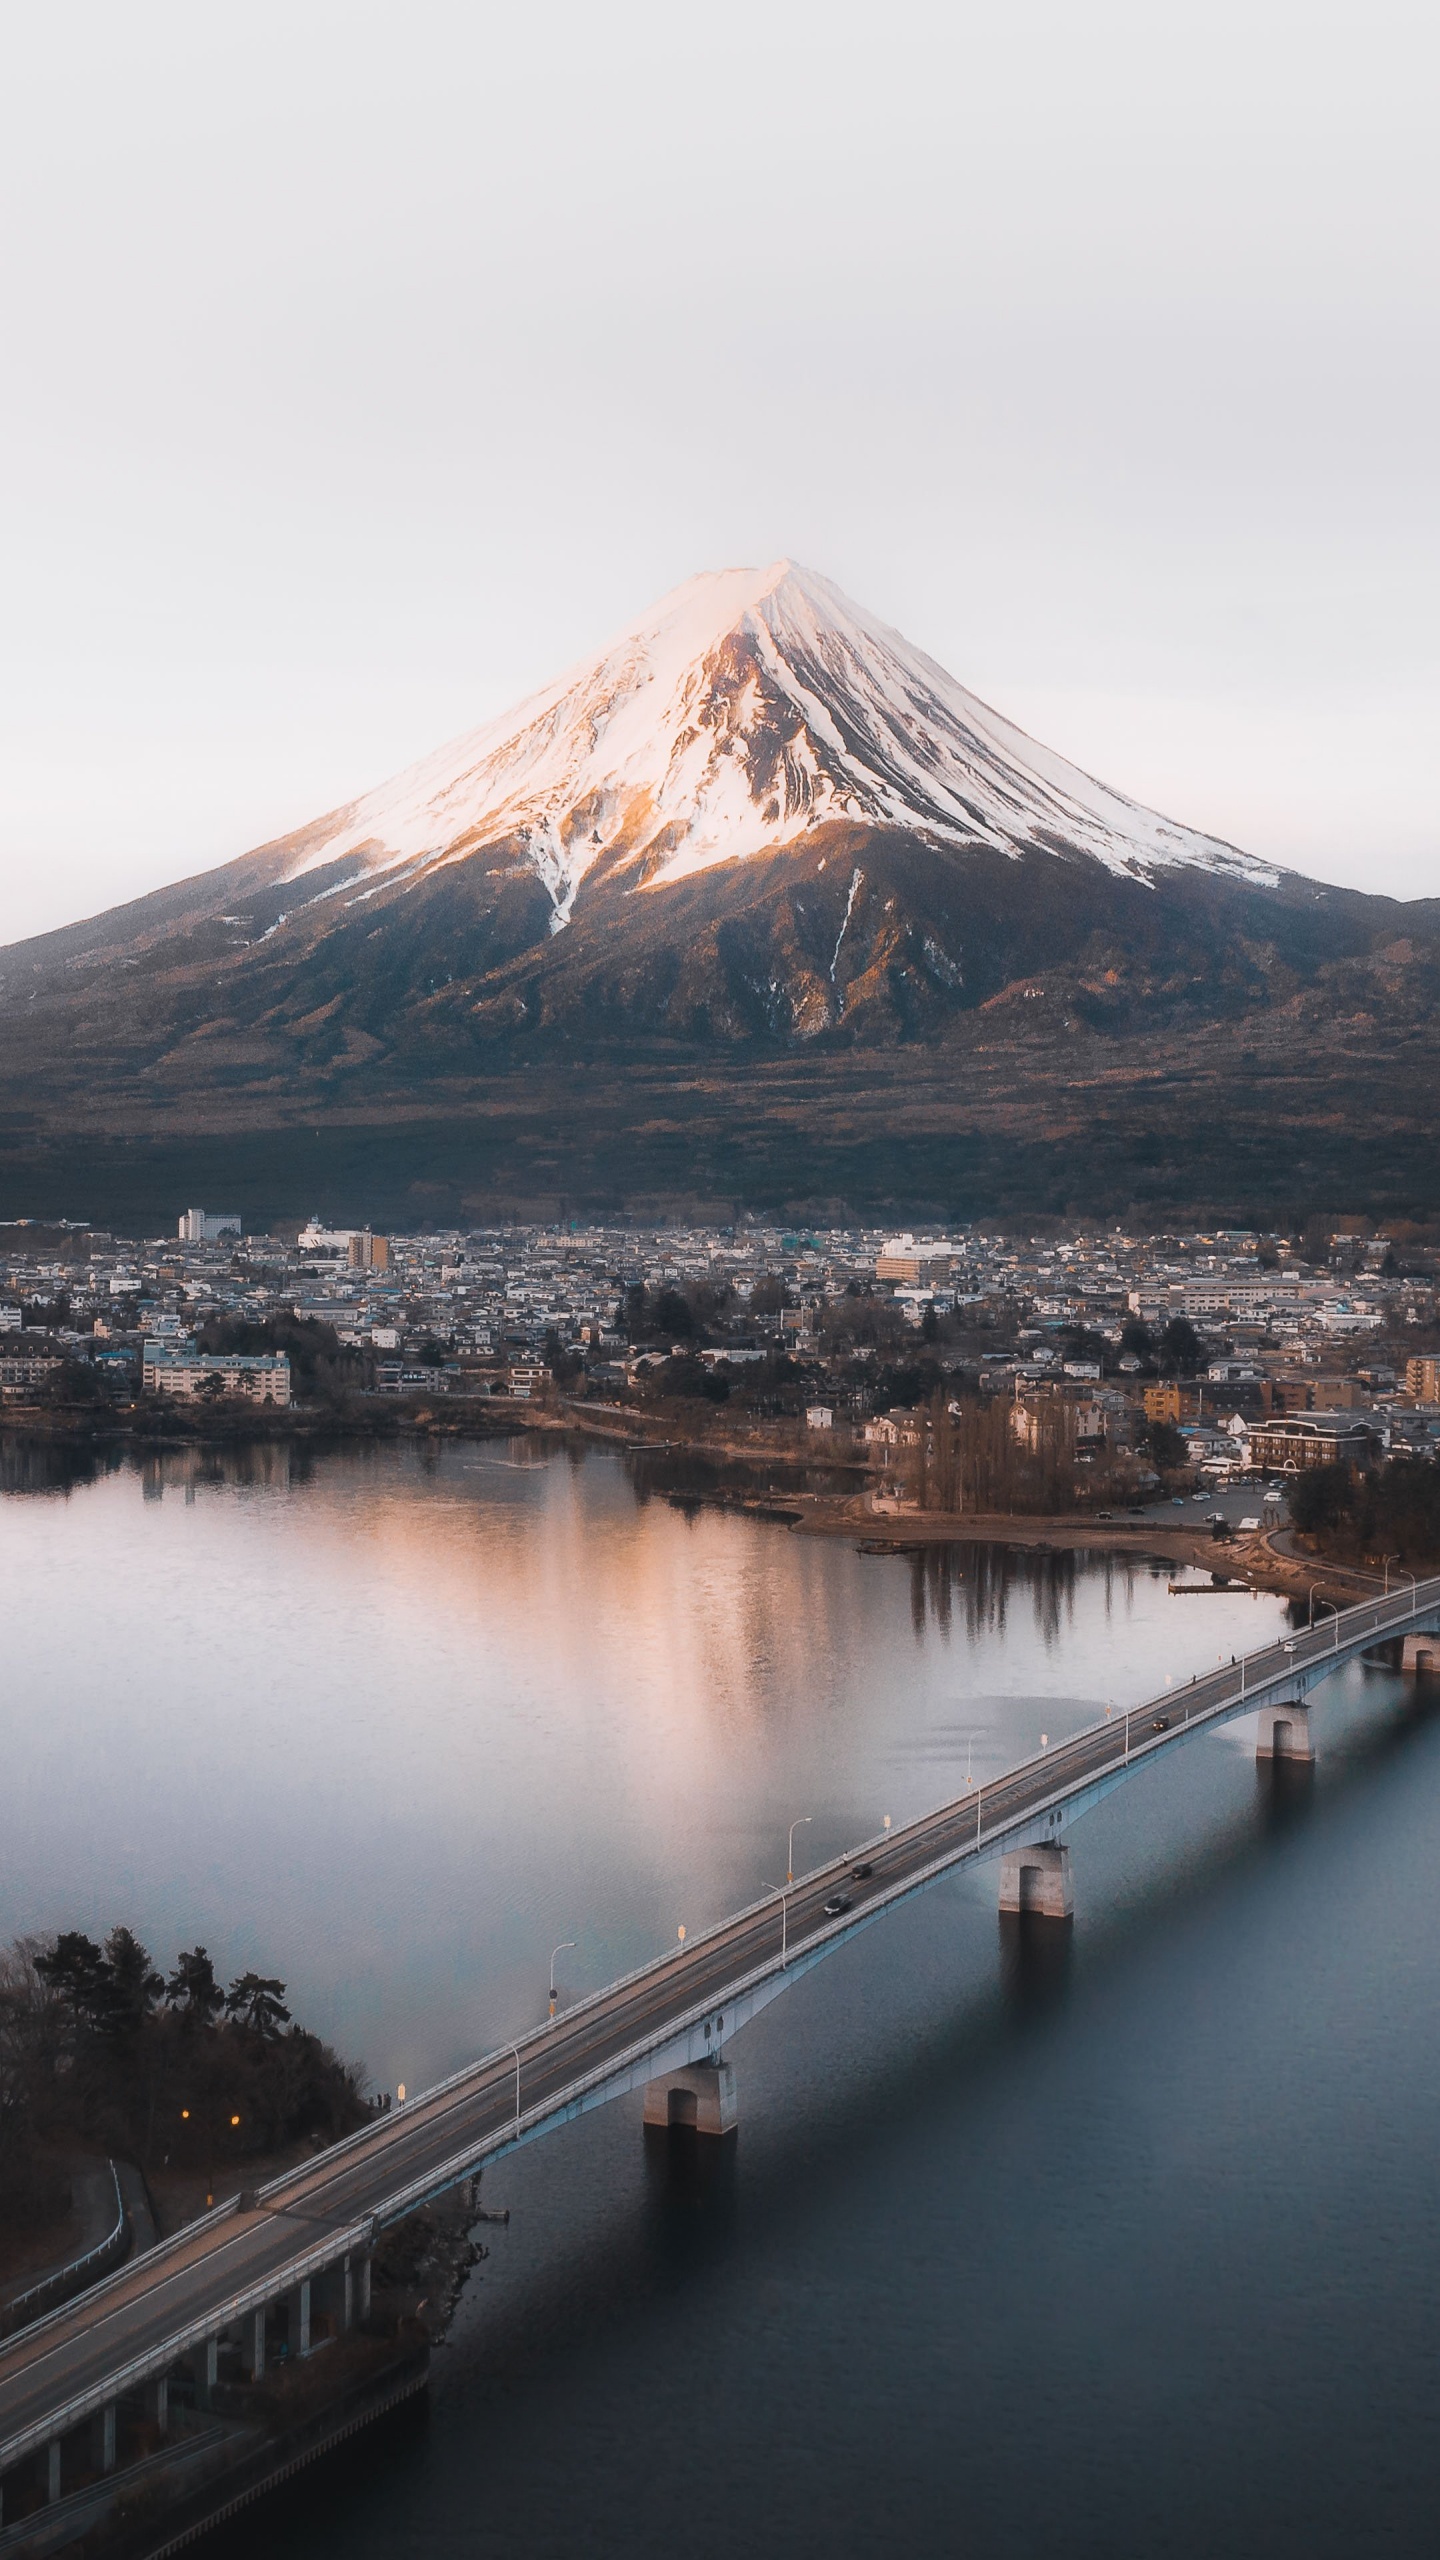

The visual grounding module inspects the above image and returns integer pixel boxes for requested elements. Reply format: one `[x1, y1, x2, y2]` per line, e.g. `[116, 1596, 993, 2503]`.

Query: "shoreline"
[1, 1402, 1382, 1605]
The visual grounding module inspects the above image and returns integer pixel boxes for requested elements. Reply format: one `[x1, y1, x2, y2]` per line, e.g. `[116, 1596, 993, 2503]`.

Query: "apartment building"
[143, 1349, 291, 1405]
[1248, 1412, 1379, 1472]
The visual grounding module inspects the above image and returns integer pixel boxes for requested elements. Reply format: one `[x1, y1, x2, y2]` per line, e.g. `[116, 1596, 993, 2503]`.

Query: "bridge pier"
[196, 2333, 219, 2409]
[245, 2307, 266, 2381]
[643, 2058, 737, 2136]
[1401, 1634, 1440, 1673]
[998, 1841, 1073, 1921]
[1255, 1701, 1314, 1762]
[146, 2376, 168, 2437]
[292, 2277, 311, 2359]
[45, 2438, 62, 2502]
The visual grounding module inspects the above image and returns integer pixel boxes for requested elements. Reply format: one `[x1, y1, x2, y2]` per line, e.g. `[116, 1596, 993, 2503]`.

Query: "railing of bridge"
[0, 2165, 128, 2342]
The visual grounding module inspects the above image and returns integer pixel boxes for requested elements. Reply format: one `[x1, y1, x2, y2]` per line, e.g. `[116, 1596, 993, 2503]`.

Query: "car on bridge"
[823, 1895, 853, 1917]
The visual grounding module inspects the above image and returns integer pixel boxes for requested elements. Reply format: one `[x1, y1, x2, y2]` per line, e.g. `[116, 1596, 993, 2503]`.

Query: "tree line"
[1289, 1456, 1440, 1568]
[0, 1927, 365, 2226]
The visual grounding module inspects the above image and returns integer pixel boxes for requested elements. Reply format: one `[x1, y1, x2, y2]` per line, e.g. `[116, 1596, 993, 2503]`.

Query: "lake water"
[5, 1439, 1438, 2557]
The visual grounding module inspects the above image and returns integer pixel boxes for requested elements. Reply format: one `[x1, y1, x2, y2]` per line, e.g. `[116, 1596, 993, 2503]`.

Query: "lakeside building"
[0, 1353, 64, 1398]
[1248, 1412, 1380, 1472]
[142, 1349, 291, 1405]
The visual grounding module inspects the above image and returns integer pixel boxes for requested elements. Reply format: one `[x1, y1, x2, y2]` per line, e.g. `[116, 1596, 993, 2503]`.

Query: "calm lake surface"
[5, 1439, 1439, 2557]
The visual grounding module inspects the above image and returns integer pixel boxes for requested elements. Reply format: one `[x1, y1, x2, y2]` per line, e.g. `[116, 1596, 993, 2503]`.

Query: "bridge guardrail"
[0, 2164, 129, 2342]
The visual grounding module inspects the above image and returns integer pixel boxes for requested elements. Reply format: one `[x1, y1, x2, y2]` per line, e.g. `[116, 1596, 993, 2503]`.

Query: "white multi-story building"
[143, 1348, 291, 1405]
[178, 1209, 242, 1242]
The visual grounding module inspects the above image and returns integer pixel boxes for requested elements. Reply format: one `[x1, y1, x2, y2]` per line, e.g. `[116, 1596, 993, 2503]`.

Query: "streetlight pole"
[548, 1942, 575, 2020]
[787, 1815, 811, 1885]
[764, 1883, 791, 1964]
[1308, 1590, 1340, 1651]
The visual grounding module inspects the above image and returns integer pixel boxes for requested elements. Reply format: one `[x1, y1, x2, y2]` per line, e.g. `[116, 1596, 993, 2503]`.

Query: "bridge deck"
[3, 1575, 1437, 2471]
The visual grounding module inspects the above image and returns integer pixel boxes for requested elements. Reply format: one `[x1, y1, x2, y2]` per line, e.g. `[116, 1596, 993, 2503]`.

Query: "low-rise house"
[864, 1411, 922, 1450]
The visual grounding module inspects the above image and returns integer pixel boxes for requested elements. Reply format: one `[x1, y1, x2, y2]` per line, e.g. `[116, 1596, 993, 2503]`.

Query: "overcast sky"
[1, 0, 1435, 943]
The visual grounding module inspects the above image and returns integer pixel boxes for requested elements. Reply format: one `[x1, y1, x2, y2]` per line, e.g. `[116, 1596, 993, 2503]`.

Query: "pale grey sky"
[1, 0, 1435, 943]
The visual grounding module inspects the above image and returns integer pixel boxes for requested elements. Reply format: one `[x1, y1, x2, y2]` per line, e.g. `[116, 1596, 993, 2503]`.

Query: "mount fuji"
[243, 558, 1279, 928]
[1, 562, 1436, 1224]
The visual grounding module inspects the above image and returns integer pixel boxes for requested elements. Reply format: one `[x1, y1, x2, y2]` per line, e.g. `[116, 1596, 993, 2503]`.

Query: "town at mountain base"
[1, 561, 1437, 1228]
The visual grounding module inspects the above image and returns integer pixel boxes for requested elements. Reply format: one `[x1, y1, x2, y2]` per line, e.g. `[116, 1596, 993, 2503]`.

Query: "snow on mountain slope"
[278, 560, 1279, 933]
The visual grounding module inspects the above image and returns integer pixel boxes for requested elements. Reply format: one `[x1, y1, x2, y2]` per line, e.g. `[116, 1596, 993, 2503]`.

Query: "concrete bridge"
[3, 1573, 1438, 2525]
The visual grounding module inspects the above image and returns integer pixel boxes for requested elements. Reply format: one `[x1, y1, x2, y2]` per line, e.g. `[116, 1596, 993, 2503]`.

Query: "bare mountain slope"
[1, 562, 1437, 1223]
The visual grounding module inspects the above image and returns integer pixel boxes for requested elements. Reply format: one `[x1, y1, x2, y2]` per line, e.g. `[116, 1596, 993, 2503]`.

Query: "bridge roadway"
[3, 1574, 1439, 2477]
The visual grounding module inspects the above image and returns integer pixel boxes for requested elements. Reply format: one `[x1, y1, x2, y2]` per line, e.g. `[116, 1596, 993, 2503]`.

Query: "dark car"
[851, 1862, 874, 1880]
[1151, 1714, 1171, 1732]
[822, 1895, 853, 1918]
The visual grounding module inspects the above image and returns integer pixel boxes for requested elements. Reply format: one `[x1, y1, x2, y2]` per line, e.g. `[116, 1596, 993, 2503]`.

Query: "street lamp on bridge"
[548, 1942, 575, 2020]
[1308, 1584, 1341, 1648]
[764, 1882, 793, 1965]
[787, 1815, 811, 1885]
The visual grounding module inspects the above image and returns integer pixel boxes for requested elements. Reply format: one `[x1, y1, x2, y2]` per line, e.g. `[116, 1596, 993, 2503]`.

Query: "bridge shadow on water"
[640, 2123, 740, 2272]
[1257, 1754, 1316, 1834]
[997, 1910, 1075, 2020]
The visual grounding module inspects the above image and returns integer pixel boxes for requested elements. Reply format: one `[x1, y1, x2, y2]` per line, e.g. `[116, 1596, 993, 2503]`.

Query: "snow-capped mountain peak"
[278, 559, 1278, 930]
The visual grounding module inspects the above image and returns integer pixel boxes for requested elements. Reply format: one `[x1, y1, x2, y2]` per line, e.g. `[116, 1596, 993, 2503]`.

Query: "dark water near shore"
[5, 1441, 1439, 2556]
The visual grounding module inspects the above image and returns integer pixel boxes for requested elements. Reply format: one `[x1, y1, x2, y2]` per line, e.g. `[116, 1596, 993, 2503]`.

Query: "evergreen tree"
[224, 1973, 292, 2037]
[166, 1946, 225, 2024]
